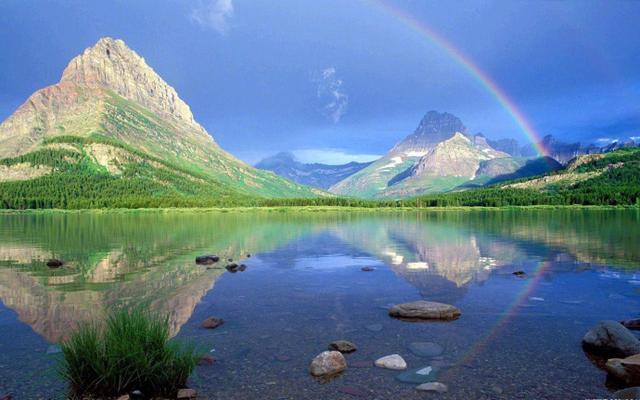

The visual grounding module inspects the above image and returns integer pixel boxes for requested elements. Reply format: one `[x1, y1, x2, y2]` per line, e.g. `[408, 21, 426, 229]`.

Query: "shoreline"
[0, 204, 638, 214]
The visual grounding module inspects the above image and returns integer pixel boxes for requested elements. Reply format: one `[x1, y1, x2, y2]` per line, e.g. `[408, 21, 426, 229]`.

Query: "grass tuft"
[59, 308, 200, 398]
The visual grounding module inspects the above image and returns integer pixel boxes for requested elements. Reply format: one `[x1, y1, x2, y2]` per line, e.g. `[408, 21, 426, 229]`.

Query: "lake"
[0, 209, 639, 399]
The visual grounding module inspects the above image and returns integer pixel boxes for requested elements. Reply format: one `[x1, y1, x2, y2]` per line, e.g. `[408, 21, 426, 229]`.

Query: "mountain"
[0, 38, 320, 208]
[414, 147, 640, 207]
[330, 111, 516, 198]
[487, 137, 523, 157]
[255, 152, 372, 189]
[520, 135, 639, 165]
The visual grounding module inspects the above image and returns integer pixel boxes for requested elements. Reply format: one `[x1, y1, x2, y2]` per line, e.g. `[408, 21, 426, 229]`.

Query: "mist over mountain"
[255, 152, 372, 189]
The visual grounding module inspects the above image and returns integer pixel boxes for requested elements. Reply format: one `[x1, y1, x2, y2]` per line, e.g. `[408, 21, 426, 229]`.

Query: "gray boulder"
[310, 351, 346, 377]
[605, 354, 640, 385]
[582, 320, 640, 357]
[389, 300, 461, 320]
[328, 340, 357, 354]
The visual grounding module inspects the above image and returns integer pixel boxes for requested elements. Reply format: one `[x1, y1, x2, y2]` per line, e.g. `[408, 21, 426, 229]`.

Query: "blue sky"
[1, 0, 639, 164]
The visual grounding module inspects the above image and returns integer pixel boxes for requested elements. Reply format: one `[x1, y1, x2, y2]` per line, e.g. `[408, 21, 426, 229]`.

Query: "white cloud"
[630, 136, 640, 141]
[595, 137, 615, 144]
[293, 149, 380, 165]
[190, 0, 234, 34]
[314, 67, 348, 123]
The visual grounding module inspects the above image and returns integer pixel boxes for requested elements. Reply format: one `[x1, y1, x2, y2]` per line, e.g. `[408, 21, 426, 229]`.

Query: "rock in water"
[621, 319, 640, 330]
[329, 340, 357, 353]
[46, 259, 63, 268]
[197, 354, 216, 366]
[613, 387, 640, 399]
[416, 382, 448, 393]
[396, 366, 437, 384]
[195, 255, 219, 265]
[512, 271, 526, 277]
[201, 317, 224, 329]
[389, 300, 461, 320]
[337, 386, 369, 397]
[176, 389, 197, 399]
[374, 354, 407, 370]
[605, 354, 640, 385]
[408, 342, 443, 357]
[225, 263, 240, 272]
[361, 267, 375, 272]
[582, 320, 640, 357]
[309, 351, 347, 377]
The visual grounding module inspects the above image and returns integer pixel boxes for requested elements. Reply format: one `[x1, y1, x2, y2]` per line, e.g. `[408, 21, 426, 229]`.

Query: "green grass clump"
[59, 308, 200, 398]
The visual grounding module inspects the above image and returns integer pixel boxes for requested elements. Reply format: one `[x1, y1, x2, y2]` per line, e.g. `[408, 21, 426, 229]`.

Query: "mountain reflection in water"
[0, 209, 638, 399]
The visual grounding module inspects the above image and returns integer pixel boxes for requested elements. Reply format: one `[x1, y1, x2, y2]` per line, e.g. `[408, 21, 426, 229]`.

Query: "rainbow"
[447, 260, 553, 372]
[372, 0, 547, 156]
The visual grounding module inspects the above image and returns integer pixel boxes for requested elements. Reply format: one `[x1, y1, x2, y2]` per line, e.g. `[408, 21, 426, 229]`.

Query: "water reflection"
[0, 209, 638, 345]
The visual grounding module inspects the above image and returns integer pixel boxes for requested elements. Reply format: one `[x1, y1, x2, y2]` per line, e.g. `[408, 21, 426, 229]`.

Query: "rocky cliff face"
[0, 37, 319, 198]
[60, 38, 203, 133]
[330, 111, 513, 198]
[409, 133, 509, 179]
[390, 111, 468, 156]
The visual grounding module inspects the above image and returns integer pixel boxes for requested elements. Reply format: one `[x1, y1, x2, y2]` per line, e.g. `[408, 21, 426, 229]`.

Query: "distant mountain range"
[255, 152, 371, 189]
[0, 38, 321, 208]
[257, 111, 638, 198]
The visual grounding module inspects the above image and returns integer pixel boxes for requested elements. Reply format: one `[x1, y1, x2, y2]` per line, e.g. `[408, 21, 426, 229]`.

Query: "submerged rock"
[338, 386, 369, 397]
[606, 354, 640, 385]
[197, 354, 216, 366]
[389, 300, 461, 321]
[309, 351, 347, 377]
[177, 388, 197, 399]
[512, 271, 526, 277]
[621, 319, 640, 330]
[201, 317, 224, 329]
[366, 323, 383, 332]
[195, 255, 219, 265]
[329, 340, 357, 354]
[361, 267, 375, 272]
[46, 259, 63, 268]
[374, 354, 407, 370]
[408, 342, 443, 357]
[582, 320, 640, 357]
[416, 382, 448, 393]
[613, 387, 640, 399]
[396, 366, 437, 384]
[239, 264, 247, 272]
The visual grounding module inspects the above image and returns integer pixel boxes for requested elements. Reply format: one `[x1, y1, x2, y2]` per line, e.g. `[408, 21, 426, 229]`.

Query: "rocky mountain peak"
[391, 110, 467, 155]
[60, 37, 200, 129]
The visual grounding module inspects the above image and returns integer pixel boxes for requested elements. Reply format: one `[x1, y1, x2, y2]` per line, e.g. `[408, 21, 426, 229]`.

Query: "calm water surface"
[0, 209, 639, 399]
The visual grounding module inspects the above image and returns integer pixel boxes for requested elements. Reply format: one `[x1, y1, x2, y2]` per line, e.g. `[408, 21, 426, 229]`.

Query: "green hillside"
[413, 148, 640, 206]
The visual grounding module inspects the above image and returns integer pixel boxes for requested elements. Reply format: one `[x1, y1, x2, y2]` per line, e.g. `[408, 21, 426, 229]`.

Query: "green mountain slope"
[0, 38, 321, 208]
[414, 148, 640, 206]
